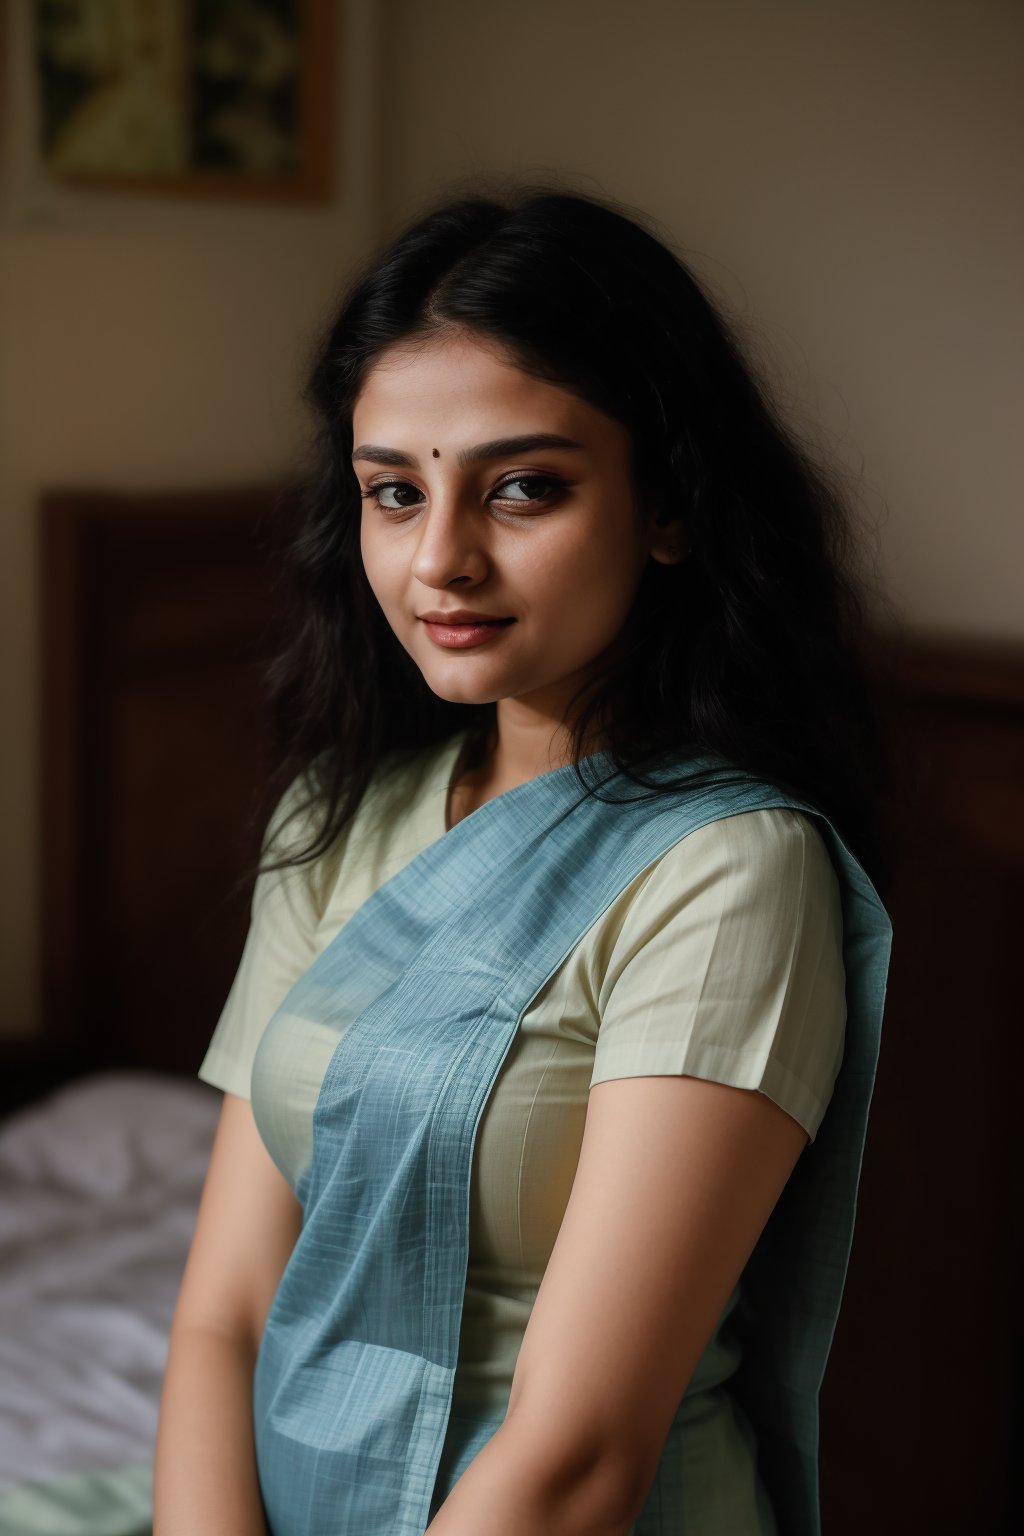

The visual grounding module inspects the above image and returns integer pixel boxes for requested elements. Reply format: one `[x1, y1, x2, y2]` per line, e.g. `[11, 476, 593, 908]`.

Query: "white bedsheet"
[0, 1072, 221, 1489]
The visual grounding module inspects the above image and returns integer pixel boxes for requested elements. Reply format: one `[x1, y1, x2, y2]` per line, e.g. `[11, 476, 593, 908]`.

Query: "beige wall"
[378, 0, 1023, 639]
[0, 0, 380, 1037]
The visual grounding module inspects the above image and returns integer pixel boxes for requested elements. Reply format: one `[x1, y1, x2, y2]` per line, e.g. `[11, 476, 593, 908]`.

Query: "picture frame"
[32, 0, 337, 202]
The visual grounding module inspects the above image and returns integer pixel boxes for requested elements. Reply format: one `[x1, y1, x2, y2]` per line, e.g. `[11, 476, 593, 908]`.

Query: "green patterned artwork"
[33, 0, 333, 198]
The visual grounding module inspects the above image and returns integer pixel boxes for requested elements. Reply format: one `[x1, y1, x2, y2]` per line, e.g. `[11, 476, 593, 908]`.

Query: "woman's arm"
[425, 1073, 808, 1535]
[153, 1091, 302, 1536]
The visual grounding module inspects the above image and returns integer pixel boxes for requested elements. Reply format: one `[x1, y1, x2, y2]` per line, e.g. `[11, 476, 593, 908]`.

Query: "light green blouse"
[199, 731, 847, 1532]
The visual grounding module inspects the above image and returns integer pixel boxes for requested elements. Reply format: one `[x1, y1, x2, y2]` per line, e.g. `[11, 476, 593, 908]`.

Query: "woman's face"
[353, 328, 680, 723]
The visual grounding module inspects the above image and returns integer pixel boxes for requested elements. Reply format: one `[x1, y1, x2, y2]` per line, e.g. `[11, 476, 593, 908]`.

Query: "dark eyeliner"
[491, 472, 569, 504]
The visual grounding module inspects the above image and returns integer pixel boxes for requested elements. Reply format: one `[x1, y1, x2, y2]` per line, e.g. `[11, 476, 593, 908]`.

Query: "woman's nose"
[408, 497, 489, 589]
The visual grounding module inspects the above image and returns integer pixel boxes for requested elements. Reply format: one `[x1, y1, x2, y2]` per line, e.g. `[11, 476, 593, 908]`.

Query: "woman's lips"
[421, 617, 516, 650]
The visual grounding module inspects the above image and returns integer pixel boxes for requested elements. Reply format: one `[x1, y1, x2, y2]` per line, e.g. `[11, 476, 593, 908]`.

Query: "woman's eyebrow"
[457, 433, 586, 466]
[351, 433, 586, 468]
[351, 444, 417, 467]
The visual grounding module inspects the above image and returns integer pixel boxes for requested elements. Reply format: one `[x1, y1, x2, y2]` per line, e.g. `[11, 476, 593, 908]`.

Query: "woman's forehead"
[353, 334, 621, 454]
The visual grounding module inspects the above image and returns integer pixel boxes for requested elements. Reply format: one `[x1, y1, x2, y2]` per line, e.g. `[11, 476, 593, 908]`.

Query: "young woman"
[154, 185, 892, 1536]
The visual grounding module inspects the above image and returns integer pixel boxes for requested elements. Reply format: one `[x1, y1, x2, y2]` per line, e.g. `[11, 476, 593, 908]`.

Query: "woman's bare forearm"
[424, 1418, 637, 1536]
[153, 1323, 269, 1536]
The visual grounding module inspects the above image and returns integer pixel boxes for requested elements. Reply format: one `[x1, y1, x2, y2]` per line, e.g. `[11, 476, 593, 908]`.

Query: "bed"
[1, 486, 1020, 1535]
[0, 1071, 219, 1535]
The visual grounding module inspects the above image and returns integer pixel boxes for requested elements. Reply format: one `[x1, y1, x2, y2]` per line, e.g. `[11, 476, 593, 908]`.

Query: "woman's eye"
[493, 475, 561, 504]
[361, 474, 563, 517]
[363, 481, 423, 511]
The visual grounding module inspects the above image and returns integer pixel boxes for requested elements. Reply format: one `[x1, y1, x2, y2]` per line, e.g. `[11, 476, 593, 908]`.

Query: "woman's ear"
[648, 509, 689, 566]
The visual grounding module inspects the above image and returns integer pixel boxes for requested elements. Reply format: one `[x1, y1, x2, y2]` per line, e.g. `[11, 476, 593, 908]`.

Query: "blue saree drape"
[250, 753, 892, 1536]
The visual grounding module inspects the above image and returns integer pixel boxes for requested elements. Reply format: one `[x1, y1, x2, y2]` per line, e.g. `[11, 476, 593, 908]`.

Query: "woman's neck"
[444, 708, 611, 831]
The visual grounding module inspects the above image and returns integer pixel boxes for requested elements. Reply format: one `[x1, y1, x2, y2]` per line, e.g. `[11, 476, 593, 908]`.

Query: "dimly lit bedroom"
[1, 4, 1020, 1535]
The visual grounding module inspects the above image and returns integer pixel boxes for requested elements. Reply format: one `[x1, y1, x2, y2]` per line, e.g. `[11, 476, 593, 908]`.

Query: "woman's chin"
[423, 675, 508, 706]
[414, 649, 520, 707]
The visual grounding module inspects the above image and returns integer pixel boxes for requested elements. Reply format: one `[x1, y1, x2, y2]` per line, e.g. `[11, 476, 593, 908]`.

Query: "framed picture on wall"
[32, 0, 336, 201]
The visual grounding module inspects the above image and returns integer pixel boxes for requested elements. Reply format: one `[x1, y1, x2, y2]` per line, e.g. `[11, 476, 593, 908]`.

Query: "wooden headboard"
[9, 484, 295, 1102]
[5, 484, 1022, 1533]
[820, 629, 1024, 1535]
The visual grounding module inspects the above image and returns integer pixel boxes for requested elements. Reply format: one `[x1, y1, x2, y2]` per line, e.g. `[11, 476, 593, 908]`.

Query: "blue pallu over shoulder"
[250, 753, 892, 1536]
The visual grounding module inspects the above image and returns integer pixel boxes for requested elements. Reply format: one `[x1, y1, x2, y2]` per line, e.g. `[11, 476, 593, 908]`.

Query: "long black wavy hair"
[259, 181, 889, 885]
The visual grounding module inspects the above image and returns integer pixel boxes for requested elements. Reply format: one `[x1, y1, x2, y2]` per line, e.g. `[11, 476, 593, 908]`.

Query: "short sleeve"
[589, 808, 847, 1142]
[197, 776, 339, 1101]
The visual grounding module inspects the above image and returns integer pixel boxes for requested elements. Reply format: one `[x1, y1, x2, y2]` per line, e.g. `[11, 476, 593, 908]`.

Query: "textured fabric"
[199, 743, 890, 1535]
[200, 731, 847, 1441]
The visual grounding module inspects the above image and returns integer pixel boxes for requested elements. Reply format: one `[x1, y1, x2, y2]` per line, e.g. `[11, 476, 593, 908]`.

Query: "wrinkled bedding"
[0, 1071, 221, 1528]
[0, 1463, 153, 1536]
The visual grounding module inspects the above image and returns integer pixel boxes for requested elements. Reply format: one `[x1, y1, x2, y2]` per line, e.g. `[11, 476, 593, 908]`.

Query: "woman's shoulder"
[657, 805, 838, 931]
[645, 804, 837, 909]
[590, 806, 841, 992]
